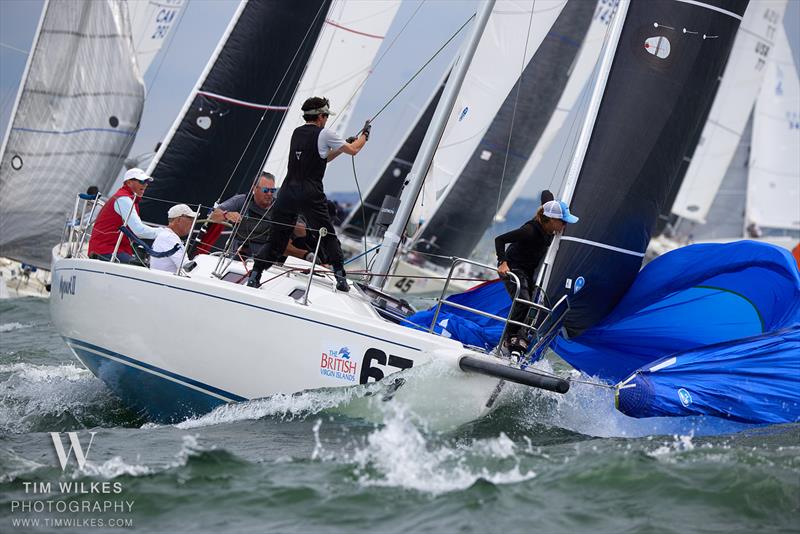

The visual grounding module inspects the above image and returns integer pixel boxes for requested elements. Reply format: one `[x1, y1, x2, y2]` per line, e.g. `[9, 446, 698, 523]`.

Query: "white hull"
[49, 254, 507, 427]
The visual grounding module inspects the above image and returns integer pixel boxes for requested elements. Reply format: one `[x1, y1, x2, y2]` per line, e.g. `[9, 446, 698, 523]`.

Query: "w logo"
[295, 150, 302, 160]
[50, 432, 97, 471]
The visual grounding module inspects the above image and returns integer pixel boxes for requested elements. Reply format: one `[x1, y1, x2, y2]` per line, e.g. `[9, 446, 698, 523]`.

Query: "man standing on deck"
[88, 168, 160, 263]
[247, 97, 370, 291]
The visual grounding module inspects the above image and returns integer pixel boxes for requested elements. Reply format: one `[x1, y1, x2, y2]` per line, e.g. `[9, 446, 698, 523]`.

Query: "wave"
[0, 322, 35, 333]
[0, 362, 141, 433]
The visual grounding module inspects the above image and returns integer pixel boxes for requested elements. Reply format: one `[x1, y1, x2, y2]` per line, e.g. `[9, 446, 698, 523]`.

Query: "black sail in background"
[140, 0, 331, 224]
[415, 0, 596, 265]
[547, 0, 748, 336]
[341, 83, 445, 239]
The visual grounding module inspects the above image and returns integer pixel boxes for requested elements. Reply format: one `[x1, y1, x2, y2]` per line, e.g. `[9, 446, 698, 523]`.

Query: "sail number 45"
[359, 348, 413, 384]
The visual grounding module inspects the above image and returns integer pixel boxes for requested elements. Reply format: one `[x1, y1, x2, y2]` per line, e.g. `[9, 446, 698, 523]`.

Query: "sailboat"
[51, 0, 777, 429]
[51, 0, 579, 428]
[0, 0, 184, 297]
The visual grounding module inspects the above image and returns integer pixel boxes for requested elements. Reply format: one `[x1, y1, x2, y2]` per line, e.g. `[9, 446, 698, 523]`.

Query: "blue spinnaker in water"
[405, 280, 511, 351]
[553, 241, 800, 425]
[553, 241, 800, 382]
[616, 325, 800, 425]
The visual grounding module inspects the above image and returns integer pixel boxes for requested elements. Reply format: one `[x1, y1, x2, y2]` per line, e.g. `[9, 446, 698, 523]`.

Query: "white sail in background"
[267, 0, 401, 184]
[0, 0, 145, 267]
[671, 0, 787, 224]
[126, 0, 185, 76]
[494, 0, 614, 221]
[747, 23, 800, 234]
[411, 0, 566, 230]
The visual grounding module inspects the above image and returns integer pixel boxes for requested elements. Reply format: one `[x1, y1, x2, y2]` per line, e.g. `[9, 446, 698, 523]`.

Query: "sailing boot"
[333, 267, 349, 292]
[246, 268, 262, 288]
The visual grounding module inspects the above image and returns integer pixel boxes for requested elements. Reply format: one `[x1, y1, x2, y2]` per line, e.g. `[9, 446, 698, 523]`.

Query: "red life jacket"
[88, 185, 140, 256]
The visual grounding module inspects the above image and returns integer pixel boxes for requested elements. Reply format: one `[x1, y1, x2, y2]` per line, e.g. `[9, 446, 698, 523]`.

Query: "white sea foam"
[78, 456, 152, 478]
[0, 322, 35, 332]
[350, 405, 536, 495]
[0, 362, 111, 433]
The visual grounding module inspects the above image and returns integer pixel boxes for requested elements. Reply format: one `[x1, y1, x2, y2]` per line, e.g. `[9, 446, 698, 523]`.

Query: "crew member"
[247, 97, 370, 291]
[494, 196, 579, 353]
[88, 168, 160, 263]
[150, 204, 197, 272]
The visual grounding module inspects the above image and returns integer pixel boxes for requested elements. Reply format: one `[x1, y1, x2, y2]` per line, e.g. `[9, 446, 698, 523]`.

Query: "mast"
[370, 0, 496, 289]
[539, 0, 630, 295]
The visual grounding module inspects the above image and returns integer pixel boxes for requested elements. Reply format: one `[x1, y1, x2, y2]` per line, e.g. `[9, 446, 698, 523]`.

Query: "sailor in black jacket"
[248, 97, 369, 291]
[494, 196, 579, 352]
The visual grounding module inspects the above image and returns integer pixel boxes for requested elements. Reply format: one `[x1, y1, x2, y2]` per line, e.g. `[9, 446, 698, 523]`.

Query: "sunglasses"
[134, 179, 152, 185]
[261, 187, 278, 194]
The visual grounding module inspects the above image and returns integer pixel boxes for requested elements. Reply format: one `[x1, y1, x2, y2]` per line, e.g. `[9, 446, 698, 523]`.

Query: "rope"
[367, 12, 476, 124]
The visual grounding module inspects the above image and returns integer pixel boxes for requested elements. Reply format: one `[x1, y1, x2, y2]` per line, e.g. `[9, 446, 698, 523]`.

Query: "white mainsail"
[126, 0, 185, 76]
[267, 0, 401, 184]
[746, 22, 800, 234]
[0, 0, 145, 267]
[494, 0, 615, 221]
[671, 0, 787, 224]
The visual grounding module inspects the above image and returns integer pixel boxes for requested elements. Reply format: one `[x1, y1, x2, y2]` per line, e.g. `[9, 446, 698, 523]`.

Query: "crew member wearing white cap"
[247, 96, 370, 291]
[494, 197, 580, 354]
[88, 168, 160, 263]
[150, 204, 197, 272]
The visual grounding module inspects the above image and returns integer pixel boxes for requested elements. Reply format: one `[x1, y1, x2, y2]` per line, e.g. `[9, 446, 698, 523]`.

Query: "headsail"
[266, 1, 400, 185]
[408, 0, 577, 261]
[669, 1, 786, 225]
[140, 0, 333, 224]
[127, 0, 186, 76]
[545, 0, 749, 336]
[0, 0, 145, 268]
[746, 22, 800, 235]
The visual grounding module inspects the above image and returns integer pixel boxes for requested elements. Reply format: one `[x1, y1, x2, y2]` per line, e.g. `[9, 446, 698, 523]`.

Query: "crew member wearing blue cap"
[494, 196, 579, 354]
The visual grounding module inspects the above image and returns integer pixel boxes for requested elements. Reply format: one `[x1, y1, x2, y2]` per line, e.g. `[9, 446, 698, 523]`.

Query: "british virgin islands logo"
[320, 346, 357, 382]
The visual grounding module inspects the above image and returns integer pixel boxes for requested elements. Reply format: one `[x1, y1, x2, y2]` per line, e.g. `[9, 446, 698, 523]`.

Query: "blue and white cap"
[543, 200, 579, 224]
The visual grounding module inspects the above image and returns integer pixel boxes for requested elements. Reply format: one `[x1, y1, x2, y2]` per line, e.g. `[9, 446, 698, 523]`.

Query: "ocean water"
[0, 297, 798, 533]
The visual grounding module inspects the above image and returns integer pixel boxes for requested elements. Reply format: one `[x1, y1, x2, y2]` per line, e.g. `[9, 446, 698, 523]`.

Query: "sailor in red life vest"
[88, 168, 161, 263]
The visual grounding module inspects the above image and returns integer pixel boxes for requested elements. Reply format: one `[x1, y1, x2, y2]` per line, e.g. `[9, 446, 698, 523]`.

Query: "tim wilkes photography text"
[8, 432, 135, 529]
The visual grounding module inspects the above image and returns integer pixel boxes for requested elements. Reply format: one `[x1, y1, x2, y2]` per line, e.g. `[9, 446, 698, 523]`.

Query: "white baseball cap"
[543, 200, 579, 224]
[124, 168, 153, 183]
[167, 203, 198, 219]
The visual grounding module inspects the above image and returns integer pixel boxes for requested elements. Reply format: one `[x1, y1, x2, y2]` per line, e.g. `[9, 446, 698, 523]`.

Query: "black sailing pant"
[252, 182, 344, 272]
[502, 267, 535, 340]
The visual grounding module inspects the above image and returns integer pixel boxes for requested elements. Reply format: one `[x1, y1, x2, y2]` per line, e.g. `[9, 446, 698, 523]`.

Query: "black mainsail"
[545, 0, 749, 336]
[140, 0, 332, 223]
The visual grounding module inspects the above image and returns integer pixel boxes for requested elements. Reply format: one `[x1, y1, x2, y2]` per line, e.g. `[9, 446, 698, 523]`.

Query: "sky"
[1, 0, 799, 195]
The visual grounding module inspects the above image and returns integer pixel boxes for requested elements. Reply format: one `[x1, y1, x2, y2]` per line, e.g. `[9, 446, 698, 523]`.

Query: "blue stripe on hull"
[66, 340, 246, 424]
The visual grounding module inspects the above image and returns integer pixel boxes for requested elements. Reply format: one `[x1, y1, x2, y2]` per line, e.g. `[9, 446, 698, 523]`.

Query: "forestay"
[0, 0, 144, 268]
